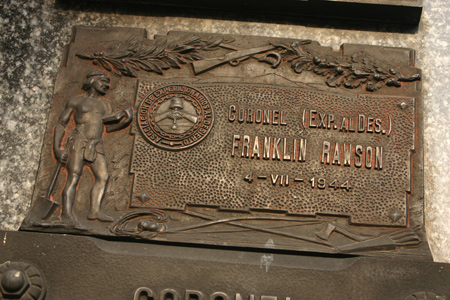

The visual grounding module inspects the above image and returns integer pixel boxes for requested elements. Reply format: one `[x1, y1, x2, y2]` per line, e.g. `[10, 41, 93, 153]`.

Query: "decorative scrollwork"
[338, 228, 420, 253]
[77, 34, 421, 92]
[76, 35, 235, 77]
[275, 41, 420, 91]
[110, 209, 168, 238]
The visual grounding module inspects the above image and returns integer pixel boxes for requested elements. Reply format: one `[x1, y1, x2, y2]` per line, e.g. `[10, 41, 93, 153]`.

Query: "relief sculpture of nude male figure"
[54, 70, 132, 227]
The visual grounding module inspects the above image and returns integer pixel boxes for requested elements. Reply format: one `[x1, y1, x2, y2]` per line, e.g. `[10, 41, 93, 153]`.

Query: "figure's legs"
[87, 154, 113, 222]
[61, 149, 84, 227]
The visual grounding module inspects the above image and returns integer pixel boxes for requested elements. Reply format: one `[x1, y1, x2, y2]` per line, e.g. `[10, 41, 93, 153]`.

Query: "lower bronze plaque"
[21, 26, 428, 259]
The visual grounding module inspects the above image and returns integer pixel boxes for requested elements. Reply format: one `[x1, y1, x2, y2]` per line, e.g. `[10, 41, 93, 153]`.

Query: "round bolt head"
[0, 262, 45, 299]
[1, 270, 26, 293]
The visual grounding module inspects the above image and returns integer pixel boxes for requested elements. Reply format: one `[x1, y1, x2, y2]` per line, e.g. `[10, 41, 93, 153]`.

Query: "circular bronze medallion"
[138, 85, 214, 150]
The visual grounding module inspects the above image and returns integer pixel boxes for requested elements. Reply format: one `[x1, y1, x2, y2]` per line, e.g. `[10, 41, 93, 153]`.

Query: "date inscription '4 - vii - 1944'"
[21, 26, 428, 260]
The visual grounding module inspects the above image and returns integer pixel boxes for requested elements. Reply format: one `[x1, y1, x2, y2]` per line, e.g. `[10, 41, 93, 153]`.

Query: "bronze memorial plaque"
[21, 26, 429, 259]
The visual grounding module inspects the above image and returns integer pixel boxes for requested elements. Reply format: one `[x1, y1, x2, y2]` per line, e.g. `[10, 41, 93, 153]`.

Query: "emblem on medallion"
[138, 85, 214, 150]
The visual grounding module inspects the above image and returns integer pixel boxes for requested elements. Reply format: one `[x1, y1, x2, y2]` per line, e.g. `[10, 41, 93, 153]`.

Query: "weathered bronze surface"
[2, 231, 450, 300]
[21, 26, 428, 259]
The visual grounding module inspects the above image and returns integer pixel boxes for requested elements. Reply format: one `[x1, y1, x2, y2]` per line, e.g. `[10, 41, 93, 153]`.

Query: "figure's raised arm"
[102, 107, 133, 133]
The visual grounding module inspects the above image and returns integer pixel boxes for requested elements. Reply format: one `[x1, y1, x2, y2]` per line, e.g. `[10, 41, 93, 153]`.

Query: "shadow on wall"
[55, 0, 421, 34]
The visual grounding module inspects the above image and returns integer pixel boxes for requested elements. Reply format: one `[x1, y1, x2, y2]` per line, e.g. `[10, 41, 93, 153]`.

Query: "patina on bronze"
[1, 230, 449, 300]
[21, 26, 428, 260]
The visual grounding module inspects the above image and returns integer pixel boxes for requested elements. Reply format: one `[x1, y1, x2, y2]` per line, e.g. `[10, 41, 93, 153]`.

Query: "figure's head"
[82, 70, 110, 95]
